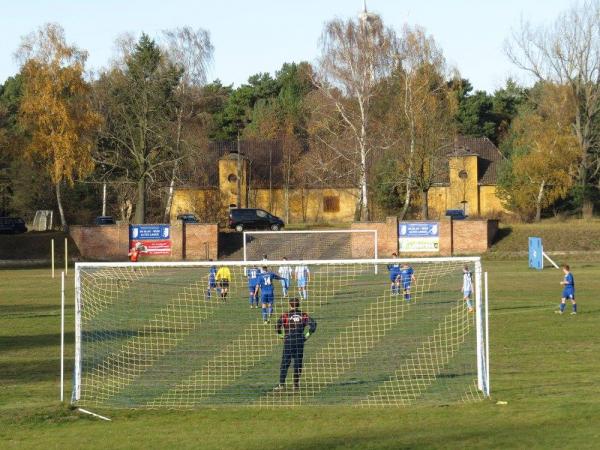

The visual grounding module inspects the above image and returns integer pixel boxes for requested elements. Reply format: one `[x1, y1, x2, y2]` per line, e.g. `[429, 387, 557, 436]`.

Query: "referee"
[275, 298, 317, 390]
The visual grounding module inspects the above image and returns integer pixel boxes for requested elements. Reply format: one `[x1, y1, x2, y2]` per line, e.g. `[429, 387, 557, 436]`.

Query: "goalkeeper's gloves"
[304, 330, 311, 339]
[277, 332, 285, 339]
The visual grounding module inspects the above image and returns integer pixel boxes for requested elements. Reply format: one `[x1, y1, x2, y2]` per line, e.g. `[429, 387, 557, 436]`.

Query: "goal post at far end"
[242, 229, 378, 272]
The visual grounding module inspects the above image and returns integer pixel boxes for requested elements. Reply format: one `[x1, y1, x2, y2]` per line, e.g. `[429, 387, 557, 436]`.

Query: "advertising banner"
[129, 224, 171, 255]
[528, 237, 543, 270]
[399, 222, 440, 252]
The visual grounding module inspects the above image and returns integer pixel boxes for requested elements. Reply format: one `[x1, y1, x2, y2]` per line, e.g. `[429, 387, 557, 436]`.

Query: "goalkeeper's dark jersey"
[276, 309, 317, 341]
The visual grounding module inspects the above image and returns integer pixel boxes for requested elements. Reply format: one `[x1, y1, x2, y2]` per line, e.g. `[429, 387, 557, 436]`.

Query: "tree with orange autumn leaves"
[498, 83, 579, 221]
[17, 23, 101, 229]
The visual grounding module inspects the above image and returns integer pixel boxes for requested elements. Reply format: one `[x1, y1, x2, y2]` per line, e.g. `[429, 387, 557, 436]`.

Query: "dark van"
[228, 208, 284, 232]
[176, 213, 200, 224]
[445, 209, 467, 220]
[0, 217, 28, 234]
[94, 216, 116, 225]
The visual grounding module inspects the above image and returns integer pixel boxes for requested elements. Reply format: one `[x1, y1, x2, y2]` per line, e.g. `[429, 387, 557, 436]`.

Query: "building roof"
[179, 136, 503, 190]
[435, 136, 503, 186]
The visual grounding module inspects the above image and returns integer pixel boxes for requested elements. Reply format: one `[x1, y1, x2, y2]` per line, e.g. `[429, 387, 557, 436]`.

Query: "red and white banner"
[129, 225, 172, 255]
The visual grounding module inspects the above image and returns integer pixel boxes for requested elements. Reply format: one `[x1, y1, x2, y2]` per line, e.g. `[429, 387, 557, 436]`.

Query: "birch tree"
[161, 27, 213, 221]
[313, 10, 399, 221]
[17, 23, 101, 230]
[388, 26, 456, 219]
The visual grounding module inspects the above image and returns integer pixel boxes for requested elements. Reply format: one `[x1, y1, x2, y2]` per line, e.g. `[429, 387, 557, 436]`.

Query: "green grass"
[1, 261, 600, 449]
[490, 218, 600, 254]
[0, 231, 78, 261]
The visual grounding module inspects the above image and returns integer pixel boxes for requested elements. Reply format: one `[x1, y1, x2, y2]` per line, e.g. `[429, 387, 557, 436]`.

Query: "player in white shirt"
[294, 261, 310, 300]
[462, 265, 474, 312]
[278, 257, 293, 297]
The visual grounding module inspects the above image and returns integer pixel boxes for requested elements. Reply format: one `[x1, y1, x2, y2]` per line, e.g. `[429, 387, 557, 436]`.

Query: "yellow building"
[428, 136, 507, 218]
[171, 151, 359, 224]
[171, 136, 507, 224]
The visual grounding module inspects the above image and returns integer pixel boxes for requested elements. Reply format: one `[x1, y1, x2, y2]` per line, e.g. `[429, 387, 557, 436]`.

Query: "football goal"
[70, 257, 489, 409]
[242, 229, 378, 262]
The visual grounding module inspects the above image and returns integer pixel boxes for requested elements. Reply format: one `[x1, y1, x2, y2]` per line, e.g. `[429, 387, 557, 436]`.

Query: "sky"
[0, 0, 575, 93]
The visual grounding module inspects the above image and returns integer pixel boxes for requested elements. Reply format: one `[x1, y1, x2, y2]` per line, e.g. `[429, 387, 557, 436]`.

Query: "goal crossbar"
[74, 256, 481, 270]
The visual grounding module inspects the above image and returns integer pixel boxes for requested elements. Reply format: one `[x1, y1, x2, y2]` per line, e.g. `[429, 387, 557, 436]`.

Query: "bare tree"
[391, 26, 456, 219]
[506, 0, 600, 217]
[312, 9, 399, 221]
[160, 27, 213, 222]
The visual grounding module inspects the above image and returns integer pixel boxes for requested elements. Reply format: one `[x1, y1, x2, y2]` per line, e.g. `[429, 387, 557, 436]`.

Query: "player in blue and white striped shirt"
[462, 265, 474, 312]
[294, 262, 310, 300]
[278, 257, 293, 297]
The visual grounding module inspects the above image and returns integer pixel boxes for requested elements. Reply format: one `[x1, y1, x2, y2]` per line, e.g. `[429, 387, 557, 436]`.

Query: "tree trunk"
[284, 185, 290, 224]
[102, 182, 107, 217]
[400, 83, 416, 221]
[359, 144, 369, 221]
[581, 172, 593, 218]
[420, 190, 429, 220]
[55, 181, 67, 231]
[163, 172, 176, 223]
[135, 177, 146, 224]
[535, 180, 545, 222]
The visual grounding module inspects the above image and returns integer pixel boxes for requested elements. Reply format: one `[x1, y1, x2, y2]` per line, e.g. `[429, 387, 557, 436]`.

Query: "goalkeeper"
[275, 298, 317, 390]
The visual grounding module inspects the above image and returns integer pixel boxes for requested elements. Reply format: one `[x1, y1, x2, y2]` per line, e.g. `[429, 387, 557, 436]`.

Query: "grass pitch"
[1, 260, 600, 449]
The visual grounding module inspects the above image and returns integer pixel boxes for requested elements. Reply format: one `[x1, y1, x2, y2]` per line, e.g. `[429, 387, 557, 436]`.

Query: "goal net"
[242, 230, 378, 261]
[72, 257, 489, 409]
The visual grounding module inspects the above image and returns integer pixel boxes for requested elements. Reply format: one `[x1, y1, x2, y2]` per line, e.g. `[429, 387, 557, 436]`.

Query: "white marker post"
[484, 271, 490, 396]
[65, 238, 68, 275]
[60, 271, 65, 402]
[51, 239, 55, 279]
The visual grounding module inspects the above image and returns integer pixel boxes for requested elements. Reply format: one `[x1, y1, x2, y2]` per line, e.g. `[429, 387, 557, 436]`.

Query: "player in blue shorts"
[246, 266, 261, 308]
[387, 253, 401, 295]
[278, 257, 293, 297]
[206, 260, 217, 300]
[399, 263, 416, 302]
[294, 262, 310, 300]
[255, 266, 284, 323]
[462, 265, 474, 312]
[556, 264, 577, 315]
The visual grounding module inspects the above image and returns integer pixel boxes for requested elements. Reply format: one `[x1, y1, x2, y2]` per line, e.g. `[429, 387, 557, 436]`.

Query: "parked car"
[176, 213, 200, 224]
[94, 215, 116, 225]
[445, 209, 467, 220]
[228, 208, 284, 232]
[0, 217, 28, 234]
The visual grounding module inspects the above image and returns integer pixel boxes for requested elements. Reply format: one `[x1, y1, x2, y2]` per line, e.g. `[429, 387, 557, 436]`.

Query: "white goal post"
[242, 229, 379, 273]
[70, 256, 489, 408]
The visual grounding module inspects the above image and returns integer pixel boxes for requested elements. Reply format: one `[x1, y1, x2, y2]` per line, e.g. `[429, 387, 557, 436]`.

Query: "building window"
[323, 196, 340, 213]
[228, 173, 238, 183]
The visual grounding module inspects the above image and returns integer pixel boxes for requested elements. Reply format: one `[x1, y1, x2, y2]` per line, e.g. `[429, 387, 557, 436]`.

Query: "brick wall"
[350, 217, 497, 257]
[351, 217, 398, 257]
[69, 225, 129, 260]
[453, 220, 498, 254]
[70, 223, 218, 261]
[182, 223, 218, 260]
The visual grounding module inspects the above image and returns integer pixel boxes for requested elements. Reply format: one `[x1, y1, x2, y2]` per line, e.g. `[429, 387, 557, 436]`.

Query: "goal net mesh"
[243, 231, 377, 261]
[73, 259, 487, 409]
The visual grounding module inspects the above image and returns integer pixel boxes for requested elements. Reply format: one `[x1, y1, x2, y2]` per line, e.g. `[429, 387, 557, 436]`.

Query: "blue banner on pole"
[528, 237, 543, 270]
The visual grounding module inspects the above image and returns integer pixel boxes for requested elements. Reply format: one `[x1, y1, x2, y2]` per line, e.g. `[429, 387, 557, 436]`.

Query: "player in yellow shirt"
[215, 266, 231, 301]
